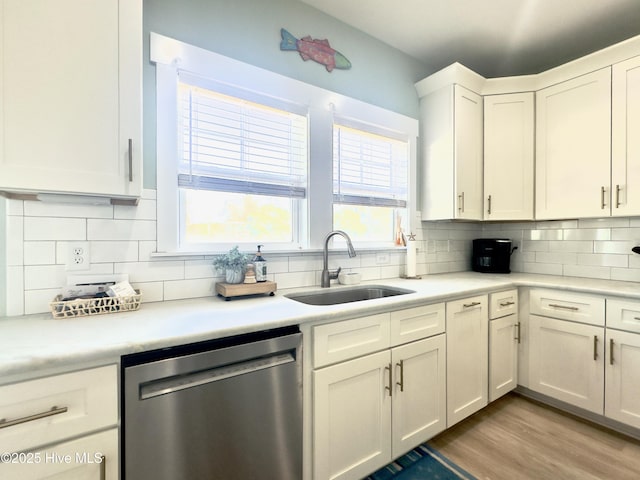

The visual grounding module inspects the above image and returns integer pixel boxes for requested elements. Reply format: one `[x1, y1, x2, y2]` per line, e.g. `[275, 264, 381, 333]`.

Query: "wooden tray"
[215, 281, 277, 300]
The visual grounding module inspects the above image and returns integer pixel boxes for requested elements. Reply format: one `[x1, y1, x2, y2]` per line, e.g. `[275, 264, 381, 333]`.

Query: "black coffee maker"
[472, 239, 513, 273]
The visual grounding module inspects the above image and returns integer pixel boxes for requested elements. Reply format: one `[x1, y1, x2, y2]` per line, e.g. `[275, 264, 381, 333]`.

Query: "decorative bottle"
[253, 245, 267, 282]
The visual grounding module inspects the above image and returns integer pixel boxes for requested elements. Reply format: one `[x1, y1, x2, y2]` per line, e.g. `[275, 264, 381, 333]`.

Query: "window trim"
[151, 32, 418, 254]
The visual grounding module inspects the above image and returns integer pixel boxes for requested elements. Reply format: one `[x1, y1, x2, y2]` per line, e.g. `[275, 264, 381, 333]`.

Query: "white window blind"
[178, 80, 308, 198]
[333, 124, 408, 207]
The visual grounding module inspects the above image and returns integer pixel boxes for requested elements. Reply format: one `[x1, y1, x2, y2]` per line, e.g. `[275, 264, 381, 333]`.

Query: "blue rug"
[366, 443, 477, 480]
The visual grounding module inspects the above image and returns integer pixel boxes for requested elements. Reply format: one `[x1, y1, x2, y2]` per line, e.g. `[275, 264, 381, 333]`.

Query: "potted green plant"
[213, 246, 249, 284]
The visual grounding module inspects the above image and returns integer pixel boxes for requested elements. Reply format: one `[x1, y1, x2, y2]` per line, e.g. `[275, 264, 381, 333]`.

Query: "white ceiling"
[299, 0, 640, 78]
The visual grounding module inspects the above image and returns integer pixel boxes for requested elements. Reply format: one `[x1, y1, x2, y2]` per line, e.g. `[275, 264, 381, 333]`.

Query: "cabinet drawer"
[390, 303, 445, 346]
[313, 314, 390, 367]
[0, 365, 118, 454]
[607, 298, 640, 333]
[489, 289, 518, 319]
[530, 289, 604, 326]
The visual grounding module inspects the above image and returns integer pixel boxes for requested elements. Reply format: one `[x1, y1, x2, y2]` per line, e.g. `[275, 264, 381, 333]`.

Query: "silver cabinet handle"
[593, 335, 598, 361]
[549, 303, 579, 311]
[500, 301, 515, 307]
[458, 192, 465, 213]
[128, 139, 133, 182]
[100, 455, 106, 480]
[384, 363, 392, 397]
[616, 184, 621, 208]
[463, 301, 481, 308]
[396, 360, 404, 392]
[634, 317, 640, 321]
[610, 338, 615, 365]
[0, 406, 68, 429]
[487, 195, 492, 215]
[515, 322, 521, 344]
[601, 186, 606, 209]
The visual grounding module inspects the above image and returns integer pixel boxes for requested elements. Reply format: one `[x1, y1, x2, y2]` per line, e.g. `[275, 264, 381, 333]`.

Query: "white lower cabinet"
[529, 314, 605, 413]
[489, 290, 519, 402]
[605, 298, 640, 429]
[312, 305, 446, 480]
[446, 295, 488, 427]
[0, 365, 118, 480]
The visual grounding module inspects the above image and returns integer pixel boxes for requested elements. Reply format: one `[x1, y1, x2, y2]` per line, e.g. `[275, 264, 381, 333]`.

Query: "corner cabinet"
[312, 304, 447, 480]
[483, 93, 534, 220]
[612, 55, 640, 216]
[420, 84, 483, 220]
[535, 68, 612, 219]
[0, 0, 142, 200]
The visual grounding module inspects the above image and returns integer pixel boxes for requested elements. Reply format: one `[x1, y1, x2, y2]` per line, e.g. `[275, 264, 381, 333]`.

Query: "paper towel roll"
[406, 240, 417, 277]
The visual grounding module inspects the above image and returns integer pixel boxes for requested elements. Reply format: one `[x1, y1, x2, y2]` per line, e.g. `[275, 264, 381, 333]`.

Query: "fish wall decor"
[280, 28, 351, 72]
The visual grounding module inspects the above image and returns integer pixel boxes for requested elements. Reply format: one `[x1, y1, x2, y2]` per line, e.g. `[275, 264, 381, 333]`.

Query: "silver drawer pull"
[0, 406, 68, 429]
[500, 301, 515, 307]
[634, 317, 640, 321]
[549, 303, 579, 311]
[463, 301, 481, 308]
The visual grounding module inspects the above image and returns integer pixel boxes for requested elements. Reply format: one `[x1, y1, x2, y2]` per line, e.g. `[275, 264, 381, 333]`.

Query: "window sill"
[149, 245, 407, 260]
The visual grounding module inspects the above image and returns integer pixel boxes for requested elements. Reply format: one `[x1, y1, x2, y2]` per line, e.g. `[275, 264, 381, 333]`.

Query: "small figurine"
[243, 263, 257, 284]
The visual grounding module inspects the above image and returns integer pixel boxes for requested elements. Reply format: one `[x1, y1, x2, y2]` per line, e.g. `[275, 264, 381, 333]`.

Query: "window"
[333, 124, 408, 245]
[152, 33, 417, 254]
[177, 79, 307, 249]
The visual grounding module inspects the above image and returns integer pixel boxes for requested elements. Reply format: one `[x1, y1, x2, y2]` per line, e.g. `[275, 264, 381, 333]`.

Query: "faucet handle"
[329, 266, 342, 280]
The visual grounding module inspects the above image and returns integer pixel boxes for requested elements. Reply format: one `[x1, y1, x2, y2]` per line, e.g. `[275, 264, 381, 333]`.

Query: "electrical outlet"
[376, 252, 390, 265]
[66, 242, 90, 271]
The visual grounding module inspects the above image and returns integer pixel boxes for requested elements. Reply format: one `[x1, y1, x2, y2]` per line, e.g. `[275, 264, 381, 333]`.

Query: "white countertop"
[2, 272, 639, 382]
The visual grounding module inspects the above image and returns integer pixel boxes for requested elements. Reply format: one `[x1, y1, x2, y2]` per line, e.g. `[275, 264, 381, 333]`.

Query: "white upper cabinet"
[483, 93, 534, 220]
[0, 0, 142, 200]
[612, 55, 640, 216]
[535, 68, 612, 220]
[420, 84, 483, 220]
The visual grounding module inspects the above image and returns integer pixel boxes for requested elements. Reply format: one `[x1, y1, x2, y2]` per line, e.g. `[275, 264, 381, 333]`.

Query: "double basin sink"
[285, 285, 414, 306]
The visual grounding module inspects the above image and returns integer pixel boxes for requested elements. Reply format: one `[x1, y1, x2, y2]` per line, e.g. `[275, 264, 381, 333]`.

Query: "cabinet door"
[489, 314, 519, 402]
[0, 0, 141, 199]
[446, 295, 488, 427]
[535, 68, 611, 219]
[0, 428, 118, 479]
[313, 351, 392, 480]
[484, 93, 534, 220]
[391, 334, 446, 457]
[605, 329, 640, 428]
[454, 85, 483, 220]
[612, 55, 640, 216]
[529, 315, 604, 413]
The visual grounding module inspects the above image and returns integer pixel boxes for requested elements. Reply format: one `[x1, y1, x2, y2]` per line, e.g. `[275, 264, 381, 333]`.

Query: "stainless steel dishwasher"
[122, 326, 302, 480]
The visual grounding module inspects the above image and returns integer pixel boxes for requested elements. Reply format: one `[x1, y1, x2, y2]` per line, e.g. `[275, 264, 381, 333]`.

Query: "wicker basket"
[50, 290, 141, 318]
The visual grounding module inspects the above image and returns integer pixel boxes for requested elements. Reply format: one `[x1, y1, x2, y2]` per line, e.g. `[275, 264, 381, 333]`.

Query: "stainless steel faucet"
[321, 230, 357, 287]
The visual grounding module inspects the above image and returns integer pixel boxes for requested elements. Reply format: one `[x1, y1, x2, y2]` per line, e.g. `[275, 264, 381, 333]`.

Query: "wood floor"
[428, 393, 640, 480]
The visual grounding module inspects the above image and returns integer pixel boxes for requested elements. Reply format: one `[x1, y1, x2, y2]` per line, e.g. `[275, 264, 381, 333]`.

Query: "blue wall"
[143, 0, 430, 188]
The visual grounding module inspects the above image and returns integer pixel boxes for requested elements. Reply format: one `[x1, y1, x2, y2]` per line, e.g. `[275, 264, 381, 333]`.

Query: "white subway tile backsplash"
[24, 242, 55, 265]
[87, 219, 156, 241]
[535, 252, 578, 265]
[89, 241, 140, 263]
[547, 240, 593, 253]
[576, 253, 628, 267]
[6, 266, 24, 316]
[185, 260, 216, 279]
[594, 241, 637, 254]
[115, 261, 184, 283]
[6, 199, 24, 216]
[273, 271, 317, 289]
[6, 216, 23, 266]
[24, 288, 60, 315]
[580, 217, 630, 229]
[131, 281, 164, 303]
[522, 240, 549, 252]
[563, 264, 611, 280]
[525, 229, 563, 241]
[522, 262, 563, 275]
[611, 267, 640, 282]
[611, 227, 640, 241]
[563, 229, 610, 241]
[164, 278, 214, 301]
[536, 220, 578, 230]
[24, 265, 67, 290]
[138, 241, 157, 261]
[24, 217, 86, 241]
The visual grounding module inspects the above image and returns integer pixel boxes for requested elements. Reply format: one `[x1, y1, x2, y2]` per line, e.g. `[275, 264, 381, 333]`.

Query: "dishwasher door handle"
[139, 350, 296, 400]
